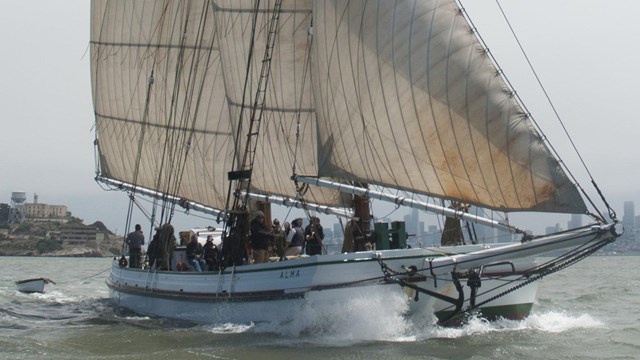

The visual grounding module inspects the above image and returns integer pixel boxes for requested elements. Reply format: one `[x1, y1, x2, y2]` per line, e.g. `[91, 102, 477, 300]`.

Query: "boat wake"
[196, 291, 606, 346]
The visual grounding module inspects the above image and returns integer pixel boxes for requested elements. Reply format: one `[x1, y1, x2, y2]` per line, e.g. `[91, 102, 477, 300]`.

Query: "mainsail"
[311, 0, 586, 214]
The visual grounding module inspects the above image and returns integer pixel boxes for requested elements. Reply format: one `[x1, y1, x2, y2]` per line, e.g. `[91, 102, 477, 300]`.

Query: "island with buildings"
[0, 191, 120, 257]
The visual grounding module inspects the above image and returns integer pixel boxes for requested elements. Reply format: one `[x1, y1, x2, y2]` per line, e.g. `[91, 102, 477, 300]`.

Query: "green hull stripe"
[435, 303, 534, 322]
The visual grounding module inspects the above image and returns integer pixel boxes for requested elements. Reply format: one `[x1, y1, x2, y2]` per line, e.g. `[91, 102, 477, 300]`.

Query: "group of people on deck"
[249, 211, 325, 263]
[122, 212, 325, 271]
[123, 223, 215, 272]
[185, 234, 219, 272]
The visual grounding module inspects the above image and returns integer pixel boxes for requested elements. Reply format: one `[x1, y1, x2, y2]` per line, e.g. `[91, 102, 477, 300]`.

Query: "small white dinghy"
[15, 278, 55, 293]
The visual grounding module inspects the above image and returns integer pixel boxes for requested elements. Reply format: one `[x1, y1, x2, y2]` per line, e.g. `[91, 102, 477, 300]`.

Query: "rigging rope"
[120, 68, 155, 252]
[492, 0, 613, 222]
[54, 267, 112, 284]
[291, 19, 314, 179]
[162, 0, 216, 224]
[153, 4, 194, 225]
[457, 0, 616, 222]
[492, 0, 593, 179]
[117, 2, 217, 230]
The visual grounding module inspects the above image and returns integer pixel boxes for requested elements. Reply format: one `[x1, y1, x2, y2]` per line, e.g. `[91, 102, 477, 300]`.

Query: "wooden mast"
[352, 182, 371, 251]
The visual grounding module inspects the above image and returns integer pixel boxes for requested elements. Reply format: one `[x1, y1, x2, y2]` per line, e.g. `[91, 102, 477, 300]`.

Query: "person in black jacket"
[186, 234, 206, 272]
[203, 235, 218, 271]
[250, 211, 273, 263]
[146, 229, 161, 270]
[304, 216, 325, 256]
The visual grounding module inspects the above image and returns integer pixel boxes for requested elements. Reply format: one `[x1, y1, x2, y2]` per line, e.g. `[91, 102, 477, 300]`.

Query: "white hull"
[108, 246, 539, 324]
[108, 224, 616, 324]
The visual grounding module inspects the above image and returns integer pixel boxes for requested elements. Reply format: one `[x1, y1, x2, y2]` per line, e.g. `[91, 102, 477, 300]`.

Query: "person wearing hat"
[250, 211, 273, 263]
[203, 235, 218, 271]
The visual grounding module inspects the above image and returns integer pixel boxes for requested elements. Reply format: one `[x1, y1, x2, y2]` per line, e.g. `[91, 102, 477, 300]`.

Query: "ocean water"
[1, 256, 639, 359]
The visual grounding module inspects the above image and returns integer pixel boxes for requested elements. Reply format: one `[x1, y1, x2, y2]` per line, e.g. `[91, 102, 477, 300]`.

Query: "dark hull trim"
[107, 279, 304, 303]
[435, 302, 534, 322]
[106, 276, 389, 303]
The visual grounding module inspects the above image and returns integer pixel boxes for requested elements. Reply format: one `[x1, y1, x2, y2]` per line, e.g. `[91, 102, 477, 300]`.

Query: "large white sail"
[311, 0, 586, 214]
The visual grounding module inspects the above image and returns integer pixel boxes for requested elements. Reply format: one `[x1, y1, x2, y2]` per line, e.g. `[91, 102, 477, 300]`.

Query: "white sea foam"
[250, 289, 428, 345]
[205, 322, 255, 334]
[117, 315, 152, 321]
[427, 311, 604, 339]
[31, 290, 79, 304]
[522, 311, 604, 332]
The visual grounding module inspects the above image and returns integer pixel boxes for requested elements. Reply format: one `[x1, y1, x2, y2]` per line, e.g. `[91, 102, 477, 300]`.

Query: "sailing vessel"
[90, 0, 622, 325]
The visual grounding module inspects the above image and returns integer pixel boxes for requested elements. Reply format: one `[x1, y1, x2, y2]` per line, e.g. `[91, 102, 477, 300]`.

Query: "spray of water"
[221, 290, 607, 346]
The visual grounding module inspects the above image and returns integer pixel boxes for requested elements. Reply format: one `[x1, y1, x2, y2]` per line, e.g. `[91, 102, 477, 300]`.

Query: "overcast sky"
[1, 1, 638, 236]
